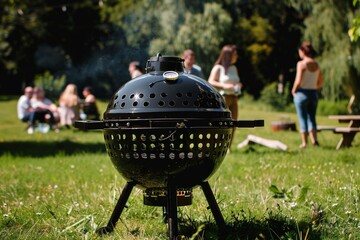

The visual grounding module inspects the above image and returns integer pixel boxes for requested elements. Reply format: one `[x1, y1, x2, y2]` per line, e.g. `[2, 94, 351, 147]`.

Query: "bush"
[317, 99, 348, 116]
[259, 82, 291, 111]
[34, 71, 66, 100]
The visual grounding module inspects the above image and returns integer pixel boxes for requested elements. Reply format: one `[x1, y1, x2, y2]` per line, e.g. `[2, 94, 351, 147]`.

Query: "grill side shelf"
[74, 120, 105, 130]
[236, 120, 264, 128]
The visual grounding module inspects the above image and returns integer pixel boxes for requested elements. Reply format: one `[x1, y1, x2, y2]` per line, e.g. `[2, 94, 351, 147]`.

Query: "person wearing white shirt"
[30, 87, 60, 133]
[208, 45, 242, 150]
[17, 86, 38, 134]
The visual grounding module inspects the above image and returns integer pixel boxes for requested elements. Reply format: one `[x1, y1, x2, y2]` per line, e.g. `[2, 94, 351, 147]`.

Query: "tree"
[118, 0, 232, 76]
[0, 0, 137, 97]
[222, 0, 303, 99]
[0, 0, 47, 93]
[296, 0, 360, 102]
[234, 14, 275, 98]
[173, 2, 232, 75]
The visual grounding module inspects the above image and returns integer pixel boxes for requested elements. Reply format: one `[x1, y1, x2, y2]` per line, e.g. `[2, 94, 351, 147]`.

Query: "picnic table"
[327, 115, 360, 150]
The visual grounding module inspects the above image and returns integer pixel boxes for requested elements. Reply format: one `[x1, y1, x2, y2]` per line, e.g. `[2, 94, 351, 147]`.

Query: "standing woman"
[208, 44, 242, 149]
[292, 42, 323, 148]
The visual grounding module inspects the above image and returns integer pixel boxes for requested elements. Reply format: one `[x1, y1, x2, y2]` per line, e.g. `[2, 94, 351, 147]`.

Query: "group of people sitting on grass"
[17, 84, 100, 134]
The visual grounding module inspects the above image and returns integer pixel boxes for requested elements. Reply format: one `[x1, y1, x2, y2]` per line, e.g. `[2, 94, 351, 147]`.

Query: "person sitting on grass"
[30, 86, 60, 133]
[58, 83, 81, 128]
[81, 86, 100, 120]
[17, 86, 37, 134]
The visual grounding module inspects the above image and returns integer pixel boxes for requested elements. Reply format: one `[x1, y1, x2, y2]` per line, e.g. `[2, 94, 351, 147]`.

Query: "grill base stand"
[96, 181, 226, 240]
[95, 181, 135, 235]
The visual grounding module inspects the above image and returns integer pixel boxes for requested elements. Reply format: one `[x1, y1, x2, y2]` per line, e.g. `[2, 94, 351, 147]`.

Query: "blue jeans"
[293, 89, 318, 133]
[21, 110, 55, 127]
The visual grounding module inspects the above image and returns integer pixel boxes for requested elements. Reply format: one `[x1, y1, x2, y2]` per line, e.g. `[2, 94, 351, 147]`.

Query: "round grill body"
[103, 55, 232, 189]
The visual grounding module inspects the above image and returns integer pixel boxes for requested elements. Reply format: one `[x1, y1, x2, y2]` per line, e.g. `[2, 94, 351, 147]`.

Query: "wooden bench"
[326, 115, 360, 149]
[332, 127, 360, 150]
[333, 127, 360, 133]
[317, 125, 336, 132]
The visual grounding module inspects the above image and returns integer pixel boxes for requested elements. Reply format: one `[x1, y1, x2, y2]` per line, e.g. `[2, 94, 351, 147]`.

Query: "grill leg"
[200, 181, 226, 230]
[96, 181, 135, 235]
[166, 181, 178, 240]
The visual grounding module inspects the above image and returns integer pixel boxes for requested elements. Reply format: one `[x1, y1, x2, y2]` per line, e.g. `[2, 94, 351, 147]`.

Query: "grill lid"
[104, 53, 230, 119]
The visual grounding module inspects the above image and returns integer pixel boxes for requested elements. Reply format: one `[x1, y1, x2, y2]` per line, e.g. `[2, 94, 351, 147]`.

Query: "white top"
[300, 69, 319, 90]
[212, 64, 240, 95]
[17, 95, 31, 119]
[31, 98, 53, 109]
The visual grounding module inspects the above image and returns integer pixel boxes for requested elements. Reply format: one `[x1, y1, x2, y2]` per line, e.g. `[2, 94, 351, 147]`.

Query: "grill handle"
[235, 119, 264, 128]
[74, 120, 105, 130]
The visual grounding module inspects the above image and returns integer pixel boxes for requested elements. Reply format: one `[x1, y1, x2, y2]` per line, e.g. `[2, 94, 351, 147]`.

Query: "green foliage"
[317, 99, 349, 115]
[239, 15, 274, 66]
[148, 0, 187, 55]
[0, 1, 43, 74]
[0, 0, 126, 97]
[269, 184, 309, 203]
[295, 0, 360, 102]
[259, 82, 290, 111]
[174, 3, 232, 74]
[34, 71, 66, 100]
[144, 1, 232, 75]
[229, 2, 300, 98]
[99, 0, 136, 25]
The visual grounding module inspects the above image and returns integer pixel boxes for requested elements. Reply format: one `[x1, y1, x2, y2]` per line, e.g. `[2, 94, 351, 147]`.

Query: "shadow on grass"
[178, 212, 321, 240]
[0, 140, 106, 158]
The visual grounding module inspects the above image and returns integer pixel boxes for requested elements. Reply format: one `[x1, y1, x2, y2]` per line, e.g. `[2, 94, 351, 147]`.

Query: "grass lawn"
[0, 96, 359, 239]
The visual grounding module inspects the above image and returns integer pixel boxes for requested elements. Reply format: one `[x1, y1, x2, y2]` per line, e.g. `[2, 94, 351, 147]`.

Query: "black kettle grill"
[75, 54, 263, 239]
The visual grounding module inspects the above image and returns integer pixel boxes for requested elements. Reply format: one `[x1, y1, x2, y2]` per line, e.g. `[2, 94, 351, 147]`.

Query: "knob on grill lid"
[163, 71, 179, 81]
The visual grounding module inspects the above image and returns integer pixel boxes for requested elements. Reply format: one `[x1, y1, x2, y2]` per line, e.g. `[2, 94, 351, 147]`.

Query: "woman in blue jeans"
[292, 42, 324, 148]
